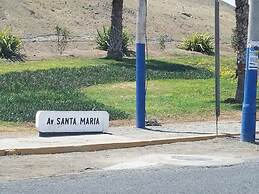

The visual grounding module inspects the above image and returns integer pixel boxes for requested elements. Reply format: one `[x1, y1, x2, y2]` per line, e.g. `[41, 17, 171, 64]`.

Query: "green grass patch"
[0, 56, 238, 122]
[156, 55, 236, 78]
[0, 120, 35, 132]
[84, 79, 238, 119]
[0, 58, 116, 74]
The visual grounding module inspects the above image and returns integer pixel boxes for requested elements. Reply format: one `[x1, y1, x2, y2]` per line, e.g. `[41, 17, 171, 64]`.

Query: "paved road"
[1, 137, 259, 194]
[1, 137, 259, 181]
[1, 160, 259, 194]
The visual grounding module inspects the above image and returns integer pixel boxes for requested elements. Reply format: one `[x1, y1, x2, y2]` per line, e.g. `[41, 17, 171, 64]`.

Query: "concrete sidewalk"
[0, 120, 258, 156]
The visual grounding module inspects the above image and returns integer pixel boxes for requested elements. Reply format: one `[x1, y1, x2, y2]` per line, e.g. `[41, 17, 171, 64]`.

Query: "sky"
[223, 0, 235, 6]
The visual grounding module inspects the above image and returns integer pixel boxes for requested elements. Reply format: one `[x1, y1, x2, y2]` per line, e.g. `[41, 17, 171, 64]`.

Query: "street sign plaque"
[36, 111, 109, 135]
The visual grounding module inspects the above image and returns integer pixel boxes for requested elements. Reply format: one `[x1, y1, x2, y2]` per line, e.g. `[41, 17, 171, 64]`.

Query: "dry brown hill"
[0, 0, 235, 59]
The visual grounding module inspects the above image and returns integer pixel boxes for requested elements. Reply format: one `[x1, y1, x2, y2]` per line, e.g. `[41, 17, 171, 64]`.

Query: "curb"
[0, 134, 231, 156]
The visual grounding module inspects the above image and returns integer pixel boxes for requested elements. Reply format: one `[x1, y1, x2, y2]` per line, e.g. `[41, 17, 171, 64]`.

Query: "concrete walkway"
[0, 120, 258, 156]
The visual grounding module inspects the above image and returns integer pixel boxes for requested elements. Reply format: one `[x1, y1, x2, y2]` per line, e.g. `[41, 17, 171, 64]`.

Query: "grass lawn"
[0, 120, 34, 132]
[84, 79, 238, 120]
[0, 55, 240, 123]
[0, 58, 115, 74]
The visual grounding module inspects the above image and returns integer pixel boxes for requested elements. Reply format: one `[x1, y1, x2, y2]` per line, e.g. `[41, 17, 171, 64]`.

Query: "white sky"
[223, 0, 235, 6]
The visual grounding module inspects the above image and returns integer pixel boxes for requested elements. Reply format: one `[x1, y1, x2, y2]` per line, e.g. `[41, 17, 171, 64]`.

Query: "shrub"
[179, 33, 214, 55]
[0, 28, 23, 60]
[158, 34, 167, 50]
[55, 25, 70, 55]
[96, 26, 134, 57]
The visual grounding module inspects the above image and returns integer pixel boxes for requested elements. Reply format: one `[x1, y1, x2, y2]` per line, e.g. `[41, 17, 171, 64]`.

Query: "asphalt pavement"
[1, 159, 259, 194]
[1, 121, 259, 194]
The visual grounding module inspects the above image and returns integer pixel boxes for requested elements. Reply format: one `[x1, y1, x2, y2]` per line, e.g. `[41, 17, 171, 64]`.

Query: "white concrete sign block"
[36, 111, 109, 133]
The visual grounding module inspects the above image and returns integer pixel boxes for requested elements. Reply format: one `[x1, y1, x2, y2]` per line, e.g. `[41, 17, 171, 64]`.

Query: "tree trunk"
[234, 0, 249, 103]
[107, 0, 123, 61]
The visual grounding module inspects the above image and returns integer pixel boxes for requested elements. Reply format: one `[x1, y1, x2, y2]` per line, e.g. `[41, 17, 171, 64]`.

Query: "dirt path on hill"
[0, 0, 235, 59]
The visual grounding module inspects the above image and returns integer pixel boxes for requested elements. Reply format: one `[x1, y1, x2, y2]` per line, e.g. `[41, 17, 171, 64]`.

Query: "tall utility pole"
[215, 0, 220, 135]
[136, 0, 147, 128]
[241, 0, 259, 143]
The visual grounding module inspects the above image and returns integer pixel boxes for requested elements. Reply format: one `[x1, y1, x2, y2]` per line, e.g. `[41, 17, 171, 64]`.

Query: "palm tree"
[234, 0, 249, 103]
[107, 0, 123, 60]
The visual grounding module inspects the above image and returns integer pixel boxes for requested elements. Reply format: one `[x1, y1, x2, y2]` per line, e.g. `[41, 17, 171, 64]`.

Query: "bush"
[158, 35, 167, 50]
[55, 25, 70, 55]
[96, 26, 133, 57]
[179, 33, 214, 55]
[0, 28, 23, 60]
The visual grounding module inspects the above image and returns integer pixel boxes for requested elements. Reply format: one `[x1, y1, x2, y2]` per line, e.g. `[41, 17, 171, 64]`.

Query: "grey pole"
[247, 0, 259, 41]
[215, 0, 220, 136]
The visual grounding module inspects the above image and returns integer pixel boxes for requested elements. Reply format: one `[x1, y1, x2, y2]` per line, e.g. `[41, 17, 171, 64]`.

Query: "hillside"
[0, 0, 235, 59]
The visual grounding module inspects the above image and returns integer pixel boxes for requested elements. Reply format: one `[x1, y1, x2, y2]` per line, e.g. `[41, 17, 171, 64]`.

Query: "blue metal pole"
[241, 0, 259, 143]
[136, 0, 147, 128]
[136, 43, 146, 128]
[241, 47, 258, 142]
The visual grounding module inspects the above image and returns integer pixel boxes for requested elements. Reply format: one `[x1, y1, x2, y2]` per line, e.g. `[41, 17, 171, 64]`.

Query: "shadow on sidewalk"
[141, 127, 214, 135]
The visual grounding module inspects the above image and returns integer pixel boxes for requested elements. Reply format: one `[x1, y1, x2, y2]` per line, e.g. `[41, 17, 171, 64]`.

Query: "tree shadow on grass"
[118, 58, 213, 79]
[147, 59, 198, 72]
[220, 99, 259, 112]
[0, 65, 135, 122]
[207, 99, 242, 111]
[0, 59, 213, 122]
[0, 90, 129, 122]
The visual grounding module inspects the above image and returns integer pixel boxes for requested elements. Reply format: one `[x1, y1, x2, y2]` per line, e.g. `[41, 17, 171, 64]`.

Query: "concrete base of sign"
[39, 131, 106, 137]
[36, 111, 109, 137]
